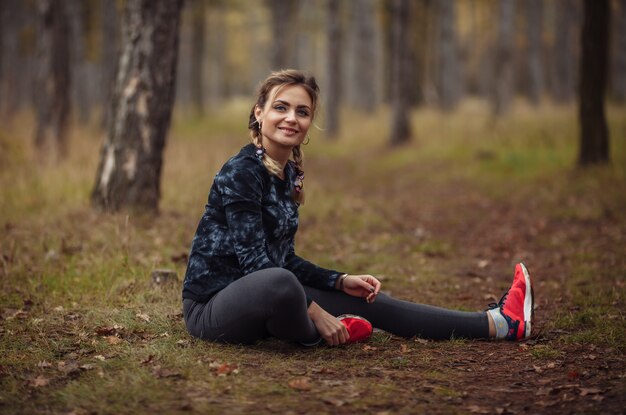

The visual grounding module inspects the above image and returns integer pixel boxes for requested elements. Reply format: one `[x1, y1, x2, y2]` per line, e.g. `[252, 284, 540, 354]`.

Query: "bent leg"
[184, 268, 319, 344]
[304, 287, 489, 340]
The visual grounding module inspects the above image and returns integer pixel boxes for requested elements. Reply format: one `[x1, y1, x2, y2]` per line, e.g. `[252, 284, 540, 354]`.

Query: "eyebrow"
[273, 99, 311, 111]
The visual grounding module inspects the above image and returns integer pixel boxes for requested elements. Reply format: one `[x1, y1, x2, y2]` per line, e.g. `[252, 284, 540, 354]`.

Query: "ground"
[1, 102, 625, 414]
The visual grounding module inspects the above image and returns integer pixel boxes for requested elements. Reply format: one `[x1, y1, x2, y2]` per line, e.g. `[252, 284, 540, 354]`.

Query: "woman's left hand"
[341, 275, 381, 303]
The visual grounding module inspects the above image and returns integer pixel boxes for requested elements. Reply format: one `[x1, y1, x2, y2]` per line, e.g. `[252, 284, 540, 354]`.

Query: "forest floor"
[1, 102, 625, 414]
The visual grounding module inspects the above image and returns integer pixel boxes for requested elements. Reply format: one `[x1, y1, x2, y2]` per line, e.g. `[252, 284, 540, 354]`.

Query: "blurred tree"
[100, 0, 120, 130]
[68, 0, 91, 123]
[190, 0, 206, 115]
[34, 0, 71, 160]
[266, 0, 298, 70]
[389, 0, 411, 146]
[91, 0, 183, 212]
[524, 0, 544, 105]
[552, 0, 579, 103]
[208, 0, 227, 105]
[578, 0, 610, 165]
[347, 0, 376, 113]
[491, 0, 515, 116]
[612, 0, 626, 103]
[325, 0, 342, 138]
[438, 0, 461, 110]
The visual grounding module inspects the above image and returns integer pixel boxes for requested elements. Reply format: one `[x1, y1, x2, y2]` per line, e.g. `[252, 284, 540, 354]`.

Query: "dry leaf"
[288, 377, 312, 391]
[362, 345, 378, 351]
[106, 336, 122, 345]
[322, 397, 345, 407]
[94, 355, 106, 361]
[29, 375, 50, 388]
[135, 313, 150, 322]
[37, 360, 52, 368]
[400, 344, 409, 354]
[579, 387, 602, 396]
[95, 326, 116, 336]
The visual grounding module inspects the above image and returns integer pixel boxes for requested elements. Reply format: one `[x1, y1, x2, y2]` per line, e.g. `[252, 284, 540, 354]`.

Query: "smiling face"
[254, 84, 313, 154]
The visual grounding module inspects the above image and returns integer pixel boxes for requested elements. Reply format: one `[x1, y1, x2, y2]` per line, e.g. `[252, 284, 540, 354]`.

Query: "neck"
[262, 140, 292, 169]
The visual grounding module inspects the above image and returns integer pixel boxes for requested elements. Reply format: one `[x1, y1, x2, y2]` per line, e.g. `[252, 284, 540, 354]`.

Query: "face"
[255, 84, 313, 151]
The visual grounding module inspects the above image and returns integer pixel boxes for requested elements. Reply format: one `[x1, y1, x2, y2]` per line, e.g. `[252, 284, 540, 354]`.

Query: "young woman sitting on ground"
[182, 69, 534, 346]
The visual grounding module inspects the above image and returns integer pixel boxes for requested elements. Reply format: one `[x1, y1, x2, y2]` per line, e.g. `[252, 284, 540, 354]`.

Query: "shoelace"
[486, 291, 509, 311]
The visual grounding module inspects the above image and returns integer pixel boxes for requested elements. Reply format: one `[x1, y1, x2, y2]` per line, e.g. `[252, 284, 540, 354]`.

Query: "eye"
[297, 109, 310, 117]
[274, 104, 286, 111]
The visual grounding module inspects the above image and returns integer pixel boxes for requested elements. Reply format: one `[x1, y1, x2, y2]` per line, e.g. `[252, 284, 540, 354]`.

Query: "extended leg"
[303, 287, 489, 340]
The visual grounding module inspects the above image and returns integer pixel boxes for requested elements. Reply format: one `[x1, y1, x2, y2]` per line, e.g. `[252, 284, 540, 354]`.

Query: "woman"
[182, 69, 533, 346]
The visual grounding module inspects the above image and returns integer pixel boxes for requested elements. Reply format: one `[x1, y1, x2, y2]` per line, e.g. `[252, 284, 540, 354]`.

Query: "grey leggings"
[183, 268, 489, 344]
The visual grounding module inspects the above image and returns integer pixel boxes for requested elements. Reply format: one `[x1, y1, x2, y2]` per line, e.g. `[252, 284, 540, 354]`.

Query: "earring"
[303, 135, 310, 145]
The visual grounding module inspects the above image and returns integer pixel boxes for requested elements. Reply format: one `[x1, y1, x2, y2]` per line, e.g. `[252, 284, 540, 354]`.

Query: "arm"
[284, 242, 343, 290]
[219, 159, 277, 275]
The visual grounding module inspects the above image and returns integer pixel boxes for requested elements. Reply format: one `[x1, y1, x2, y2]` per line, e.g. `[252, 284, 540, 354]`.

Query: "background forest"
[1, 0, 625, 414]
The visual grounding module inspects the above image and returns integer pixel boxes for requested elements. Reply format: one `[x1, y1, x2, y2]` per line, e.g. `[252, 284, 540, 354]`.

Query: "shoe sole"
[519, 263, 533, 338]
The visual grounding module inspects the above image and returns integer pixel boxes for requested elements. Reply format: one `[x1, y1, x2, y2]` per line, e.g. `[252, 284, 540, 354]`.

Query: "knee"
[261, 268, 304, 305]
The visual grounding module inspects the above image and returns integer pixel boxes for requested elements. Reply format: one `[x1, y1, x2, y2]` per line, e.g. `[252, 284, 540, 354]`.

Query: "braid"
[292, 145, 305, 204]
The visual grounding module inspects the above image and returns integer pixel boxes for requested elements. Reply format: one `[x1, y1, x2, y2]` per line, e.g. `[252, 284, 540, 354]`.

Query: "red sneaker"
[487, 263, 534, 340]
[338, 314, 373, 344]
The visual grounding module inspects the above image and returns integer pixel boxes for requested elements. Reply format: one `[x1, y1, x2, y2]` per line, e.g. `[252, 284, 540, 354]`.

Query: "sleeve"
[217, 158, 277, 275]
[284, 237, 343, 291]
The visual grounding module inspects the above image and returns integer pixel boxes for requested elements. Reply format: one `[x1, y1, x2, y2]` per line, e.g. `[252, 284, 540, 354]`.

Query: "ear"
[254, 105, 263, 122]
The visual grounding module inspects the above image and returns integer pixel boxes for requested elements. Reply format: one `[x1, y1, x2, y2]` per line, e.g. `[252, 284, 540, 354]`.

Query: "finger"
[339, 324, 349, 344]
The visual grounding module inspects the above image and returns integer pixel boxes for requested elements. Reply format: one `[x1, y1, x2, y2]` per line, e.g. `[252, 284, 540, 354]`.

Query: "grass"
[1, 100, 625, 414]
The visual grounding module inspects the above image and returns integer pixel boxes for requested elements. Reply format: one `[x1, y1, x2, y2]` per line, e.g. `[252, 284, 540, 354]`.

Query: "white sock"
[487, 308, 509, 340]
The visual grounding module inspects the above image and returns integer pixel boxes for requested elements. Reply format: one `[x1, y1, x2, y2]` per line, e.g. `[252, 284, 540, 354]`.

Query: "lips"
[279, 127, 298, 135]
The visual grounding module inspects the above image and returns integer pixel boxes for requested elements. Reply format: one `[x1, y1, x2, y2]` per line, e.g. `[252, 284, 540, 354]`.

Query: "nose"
[284, 109, 296, 123]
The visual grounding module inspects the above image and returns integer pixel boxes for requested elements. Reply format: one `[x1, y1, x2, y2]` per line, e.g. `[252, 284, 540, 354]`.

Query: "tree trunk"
[91, 0, 183, 212]
[491, 0, 515, 116]
[100, 0, 119, 130]
[325, 0, 342, 138]
[438, 0, 461, 111]
[552, 0, 579, 103]
[68, 0, 91, 123]
[190, 0, 206, 116]
[612, 0, 626, 103]
[578, 0, 610, 166]
[347, 0, 376, 113]
[34, 0, 71, 159]
[389, 0, 411, 146]
[266, 0, 298, 70]
[525, 0, 544, 105]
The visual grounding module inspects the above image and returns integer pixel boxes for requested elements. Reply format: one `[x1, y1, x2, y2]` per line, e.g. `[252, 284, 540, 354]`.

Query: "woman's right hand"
[307, 301, 349, 346]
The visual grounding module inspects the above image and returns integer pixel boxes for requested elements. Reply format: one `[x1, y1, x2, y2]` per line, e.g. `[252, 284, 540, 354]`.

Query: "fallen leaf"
[176, 339, 190, 347]
[400, 344, 409, 354]
[135, 313, 150, 322]
[215, 363, 238, 376]
[322, 397, 345, 407]
[95, 326, 116, 336]
[29, 375, 50, 387]
[362, 345, 378, 351]
[94, 355, 106, 361]
[152, 365, 184, 379]
[141, 355, 155, 365]
[37, 360, 52, 368]
[79, 364, 94, 371]
[106, 336, 122, 345]
[288, 377, 312, 391]
[579, 387, 602, 396]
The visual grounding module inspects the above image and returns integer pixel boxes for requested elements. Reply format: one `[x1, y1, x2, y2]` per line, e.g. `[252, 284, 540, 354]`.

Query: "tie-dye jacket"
[182, 144, 344, 303]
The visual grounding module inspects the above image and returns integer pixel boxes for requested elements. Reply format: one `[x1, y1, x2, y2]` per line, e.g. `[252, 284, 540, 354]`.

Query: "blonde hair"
[248, 69, 319, 204]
